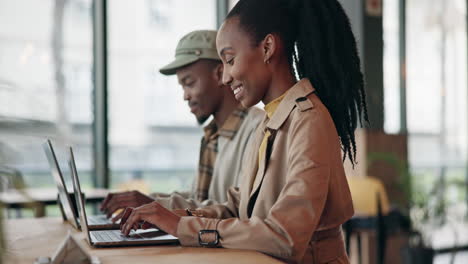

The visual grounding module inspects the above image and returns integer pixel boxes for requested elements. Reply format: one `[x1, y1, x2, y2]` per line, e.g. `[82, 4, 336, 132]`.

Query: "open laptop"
[43, 139, 80, 229]
[43, 139, 119, 230]
[68, 146, 179, 247]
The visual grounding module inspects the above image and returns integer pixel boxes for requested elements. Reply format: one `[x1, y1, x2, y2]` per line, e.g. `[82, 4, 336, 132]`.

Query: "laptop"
[43, 139, 80, 229]
[43, 139, 119, 230]
[69, 145, 179, 247]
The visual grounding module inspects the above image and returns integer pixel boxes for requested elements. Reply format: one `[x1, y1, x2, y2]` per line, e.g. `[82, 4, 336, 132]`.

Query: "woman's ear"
[262, 34, 276, 64]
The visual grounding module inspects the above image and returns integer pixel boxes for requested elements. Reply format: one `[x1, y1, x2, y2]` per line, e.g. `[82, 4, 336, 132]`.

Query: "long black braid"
[227, 0, 369, 165]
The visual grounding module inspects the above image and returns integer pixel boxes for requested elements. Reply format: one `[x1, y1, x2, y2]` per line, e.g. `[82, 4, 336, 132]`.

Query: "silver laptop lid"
[43, 139, 79, 229]
[69, 146, 93, 243]
[69, 146, 178, 246]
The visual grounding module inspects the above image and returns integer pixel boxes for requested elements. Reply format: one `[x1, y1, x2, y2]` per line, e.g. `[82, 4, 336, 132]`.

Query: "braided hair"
[226, 0, 369, 165]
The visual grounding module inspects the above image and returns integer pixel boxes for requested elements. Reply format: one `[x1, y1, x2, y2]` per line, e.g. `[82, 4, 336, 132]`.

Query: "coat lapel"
[246, 80, 315, 203]
[241, 79, 318, 218]
[245, 124, 264, 195]
[250, 128, 273, 197]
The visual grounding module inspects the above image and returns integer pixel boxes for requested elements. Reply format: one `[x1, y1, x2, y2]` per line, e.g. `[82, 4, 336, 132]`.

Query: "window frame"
[91, 0, 228, 188]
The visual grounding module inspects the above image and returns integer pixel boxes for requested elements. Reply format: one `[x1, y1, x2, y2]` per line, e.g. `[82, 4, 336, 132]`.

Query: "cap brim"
[159, 55, 200, 75]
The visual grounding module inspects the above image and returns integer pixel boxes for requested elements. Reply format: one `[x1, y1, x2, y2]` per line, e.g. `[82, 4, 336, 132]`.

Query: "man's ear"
[262, 34, 276, 63]
[214, 63, 224, 86]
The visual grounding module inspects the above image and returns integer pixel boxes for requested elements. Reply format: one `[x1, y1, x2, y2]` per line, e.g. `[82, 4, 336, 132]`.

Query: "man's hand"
[100, 190, 154, 220]
[120, 202, 181, 236]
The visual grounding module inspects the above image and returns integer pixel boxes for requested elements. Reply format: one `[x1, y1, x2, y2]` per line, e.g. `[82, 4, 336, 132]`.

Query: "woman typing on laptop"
[120, 0, 368, 262]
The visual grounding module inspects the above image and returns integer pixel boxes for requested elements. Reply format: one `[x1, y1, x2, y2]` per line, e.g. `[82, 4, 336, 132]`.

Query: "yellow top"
[258, 93, 287, 167]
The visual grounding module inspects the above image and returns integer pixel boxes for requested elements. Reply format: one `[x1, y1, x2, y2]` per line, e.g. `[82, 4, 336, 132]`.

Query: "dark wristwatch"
[198, 229, 220, 246]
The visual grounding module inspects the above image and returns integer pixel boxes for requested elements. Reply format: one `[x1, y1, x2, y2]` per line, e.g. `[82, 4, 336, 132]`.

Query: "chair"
[0, 166, 25, 191]
[0, 166, 26, 218]
[344, 176, 390, 264]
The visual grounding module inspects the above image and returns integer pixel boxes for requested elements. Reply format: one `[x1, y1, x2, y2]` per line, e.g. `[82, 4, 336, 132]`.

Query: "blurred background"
[0, 0, 467, 263]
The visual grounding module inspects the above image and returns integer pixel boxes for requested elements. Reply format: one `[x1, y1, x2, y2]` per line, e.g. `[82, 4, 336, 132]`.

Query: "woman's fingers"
[141, 221, 155, 229]
[119, 202, 176, 236]
[119, 208, 133, 232]
[122, 209, 143, 236]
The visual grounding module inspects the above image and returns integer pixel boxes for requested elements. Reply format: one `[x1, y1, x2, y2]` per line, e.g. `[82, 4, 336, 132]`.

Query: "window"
[147, 0, 172, 29]
[383, 0, 468, 248]
[406, 0, 467, 210]
[108, 0, 217, 193]
[383, 0, 401, 134]
[0, 0, 94, 195]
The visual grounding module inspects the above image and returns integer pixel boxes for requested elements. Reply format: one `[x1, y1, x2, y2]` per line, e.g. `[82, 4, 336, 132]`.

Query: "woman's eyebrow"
[219, 47, 233, 57]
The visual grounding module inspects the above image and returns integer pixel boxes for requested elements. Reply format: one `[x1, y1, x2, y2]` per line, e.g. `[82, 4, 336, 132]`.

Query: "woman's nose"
[222, 66, 233, 86]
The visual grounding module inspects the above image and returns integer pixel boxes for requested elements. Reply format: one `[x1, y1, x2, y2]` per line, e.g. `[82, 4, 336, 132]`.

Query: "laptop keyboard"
[93, 230, 124, 242]
[92, 229, 168, 243]
[88, 215, 113, 225]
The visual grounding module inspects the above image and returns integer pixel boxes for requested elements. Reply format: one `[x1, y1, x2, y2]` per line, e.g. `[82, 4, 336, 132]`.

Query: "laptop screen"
[43, 140, 79, 229]
[69, 147, 93, 242]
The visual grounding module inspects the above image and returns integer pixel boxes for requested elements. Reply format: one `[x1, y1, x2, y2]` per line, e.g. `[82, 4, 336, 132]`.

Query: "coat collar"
[266, 78, 316, 130]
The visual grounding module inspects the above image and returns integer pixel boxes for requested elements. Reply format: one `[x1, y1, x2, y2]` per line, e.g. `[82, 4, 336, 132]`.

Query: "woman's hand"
[119, 201, 181, 236]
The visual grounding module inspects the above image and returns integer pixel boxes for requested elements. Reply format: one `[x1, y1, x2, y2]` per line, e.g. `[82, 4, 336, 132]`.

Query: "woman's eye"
[227, 58, 234, 65]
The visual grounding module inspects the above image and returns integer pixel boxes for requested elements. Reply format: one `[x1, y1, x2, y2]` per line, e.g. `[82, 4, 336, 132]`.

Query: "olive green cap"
[159, 30, 220, 75]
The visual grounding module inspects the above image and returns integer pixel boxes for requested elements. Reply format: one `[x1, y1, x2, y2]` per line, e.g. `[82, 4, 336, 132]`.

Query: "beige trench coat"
[176, 79, 354, 263]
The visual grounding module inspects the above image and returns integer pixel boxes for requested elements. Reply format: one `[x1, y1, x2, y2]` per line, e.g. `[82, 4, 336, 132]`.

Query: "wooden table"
[4, 217, 283, 264]
[0, 188, 109, 217]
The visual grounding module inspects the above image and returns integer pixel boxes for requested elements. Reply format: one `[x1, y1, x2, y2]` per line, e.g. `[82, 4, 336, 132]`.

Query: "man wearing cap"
[100, 30, 263, 220]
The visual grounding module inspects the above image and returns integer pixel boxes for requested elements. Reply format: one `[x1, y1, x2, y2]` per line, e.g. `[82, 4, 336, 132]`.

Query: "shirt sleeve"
[150, 191, 190, 199]
[152, 192, 199, 209]
[176, 108, 334, 263]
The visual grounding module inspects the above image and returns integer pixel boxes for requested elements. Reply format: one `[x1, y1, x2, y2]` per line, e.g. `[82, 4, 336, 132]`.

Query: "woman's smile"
[232, 84, 245, 100]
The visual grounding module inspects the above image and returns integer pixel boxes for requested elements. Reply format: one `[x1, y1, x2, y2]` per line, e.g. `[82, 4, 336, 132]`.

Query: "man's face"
[176, 60, 223, 124]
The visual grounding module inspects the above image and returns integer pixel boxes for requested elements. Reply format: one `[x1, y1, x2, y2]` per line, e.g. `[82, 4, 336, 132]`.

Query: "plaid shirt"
[195, 106, 248, 201]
